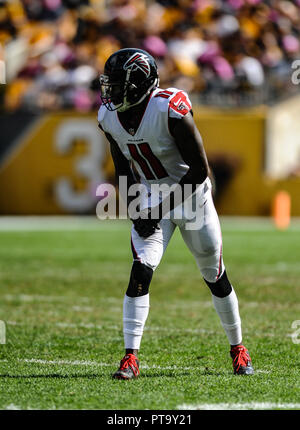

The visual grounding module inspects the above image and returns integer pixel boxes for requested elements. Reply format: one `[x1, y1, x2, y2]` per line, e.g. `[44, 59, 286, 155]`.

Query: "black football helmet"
[100, 48, 159, 112]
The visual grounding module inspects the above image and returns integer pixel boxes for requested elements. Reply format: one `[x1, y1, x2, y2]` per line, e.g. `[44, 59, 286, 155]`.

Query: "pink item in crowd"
[212, 56, 234, 81]
[246, 0, 262, 5]
[73, 88, 93, 112]
[282, 35, 300, 53]
[268, 9, 280, 22]
[198, 42, 220, 64]
[44, 0, 61, 11]
[226, 0, 244, 10]
[143, 36, 167, 58]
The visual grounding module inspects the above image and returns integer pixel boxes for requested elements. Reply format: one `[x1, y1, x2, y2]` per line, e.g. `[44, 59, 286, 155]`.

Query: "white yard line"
[2, 294, 92, 303]
[0, 357, 270, 375]
[55, 322, 120, 331]
[3, 293, 299, 311]
[72, 306, 95, 312]
[2, 293, 208, 307]
[3, 404, 56, 410]
[0, 216, 128, 231]
[1, 215, 300, 232]
[4, 400, 296, 411]
[177, 402, 300, 410]
[6, 320, 215, 335]
[1, 293, 213, 311]
[4, 404, 22, 410]
[0, 358, 110, 367]
[5, 319, 279, 337]
[0, 357, 198, 371]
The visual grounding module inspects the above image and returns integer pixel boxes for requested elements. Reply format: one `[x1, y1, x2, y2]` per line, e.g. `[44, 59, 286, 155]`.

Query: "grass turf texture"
[0, 216, 300, 410]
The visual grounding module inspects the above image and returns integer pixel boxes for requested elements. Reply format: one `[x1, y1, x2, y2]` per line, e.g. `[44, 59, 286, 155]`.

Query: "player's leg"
[113, 218, 176, 379]
[179, 191, 254, 375]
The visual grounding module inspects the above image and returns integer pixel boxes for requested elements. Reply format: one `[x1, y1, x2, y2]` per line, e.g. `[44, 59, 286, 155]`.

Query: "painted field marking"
[3, 404, 57, 410]
[0, 358, 110, 367]
[2, 293, 209, 307]
[0, 357, 270, 375]
[2, 294, 92, 303]
[177, 402, 300, 410]
[5, 320, 278, 338]
[5, 320, 215, 335]
[0, 216, 129, 231]
[5, 319, 279, 338]
[0, 320, 6, 344]
[0, 357, 200, 372]
[4, 404, 21, 410]
[3, 293, 299, 312]
[1, 215, 300, 231]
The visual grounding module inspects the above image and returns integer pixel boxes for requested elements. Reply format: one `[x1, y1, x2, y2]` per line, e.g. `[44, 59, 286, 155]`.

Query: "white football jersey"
[98, 87, 194, 187]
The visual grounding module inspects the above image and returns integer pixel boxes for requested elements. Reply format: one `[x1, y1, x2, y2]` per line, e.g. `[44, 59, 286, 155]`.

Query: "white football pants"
[131, 179, 224, 282]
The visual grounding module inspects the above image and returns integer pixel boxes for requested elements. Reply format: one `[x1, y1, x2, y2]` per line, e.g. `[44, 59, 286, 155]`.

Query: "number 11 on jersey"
[127, 142, 168, 180]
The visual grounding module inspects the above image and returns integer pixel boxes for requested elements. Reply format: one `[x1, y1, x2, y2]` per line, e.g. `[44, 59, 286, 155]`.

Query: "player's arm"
[153, 112, 209, 219]
[170, 111, 209, 188]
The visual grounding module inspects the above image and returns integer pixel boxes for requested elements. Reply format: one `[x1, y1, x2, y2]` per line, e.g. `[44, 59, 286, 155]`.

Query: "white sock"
[211, 288, 242, 346]
[123, 293, 150, 350]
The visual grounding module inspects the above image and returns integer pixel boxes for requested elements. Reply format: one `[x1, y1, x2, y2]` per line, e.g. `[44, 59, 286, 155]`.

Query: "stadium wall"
[0, 102, 299, 216]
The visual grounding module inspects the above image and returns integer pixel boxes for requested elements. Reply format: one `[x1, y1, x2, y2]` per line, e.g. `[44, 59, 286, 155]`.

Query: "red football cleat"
[230, 345, 254, 375]
[112, 354, 140, 380]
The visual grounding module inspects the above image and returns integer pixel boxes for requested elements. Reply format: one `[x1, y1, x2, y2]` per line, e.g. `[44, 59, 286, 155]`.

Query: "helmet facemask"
[99, 73, 125, 111]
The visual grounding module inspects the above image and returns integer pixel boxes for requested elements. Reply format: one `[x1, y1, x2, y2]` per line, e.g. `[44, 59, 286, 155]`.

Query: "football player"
[98, 48, 254, 379]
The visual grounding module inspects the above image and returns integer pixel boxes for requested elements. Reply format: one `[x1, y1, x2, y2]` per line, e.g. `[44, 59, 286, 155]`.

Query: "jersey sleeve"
[168, 90, 192, 119]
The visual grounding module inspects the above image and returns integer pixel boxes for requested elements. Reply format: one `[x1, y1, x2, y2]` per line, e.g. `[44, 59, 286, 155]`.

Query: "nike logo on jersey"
[172, 98, 182, 107]
[173, 99, 189, 112]
[169, 91, 191, 116]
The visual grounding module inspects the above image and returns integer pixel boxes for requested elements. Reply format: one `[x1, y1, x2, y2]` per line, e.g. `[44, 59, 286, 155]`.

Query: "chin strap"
[117, 77, 159, 112]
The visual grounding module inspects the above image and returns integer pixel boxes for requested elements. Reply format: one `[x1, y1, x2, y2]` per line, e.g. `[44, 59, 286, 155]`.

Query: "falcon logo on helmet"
[123, 53, 151, 78]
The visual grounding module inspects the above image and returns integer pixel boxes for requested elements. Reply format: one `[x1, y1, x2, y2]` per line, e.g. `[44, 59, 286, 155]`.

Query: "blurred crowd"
[1, 0, 300, 112]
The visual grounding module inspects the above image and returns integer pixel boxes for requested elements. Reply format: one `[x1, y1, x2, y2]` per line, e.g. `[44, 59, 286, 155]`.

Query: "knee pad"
[126, 261, 153, 297]
[204, 270, 232, 298]
[196, 249, 224, 285]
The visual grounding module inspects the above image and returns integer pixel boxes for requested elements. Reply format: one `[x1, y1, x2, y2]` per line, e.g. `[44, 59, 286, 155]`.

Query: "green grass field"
[0, 216, 300, 410]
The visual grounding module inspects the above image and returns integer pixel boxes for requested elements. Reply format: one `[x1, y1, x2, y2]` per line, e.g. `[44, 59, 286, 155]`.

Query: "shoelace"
[232, 346, 250, 371]
[119, 355, 139, 376]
